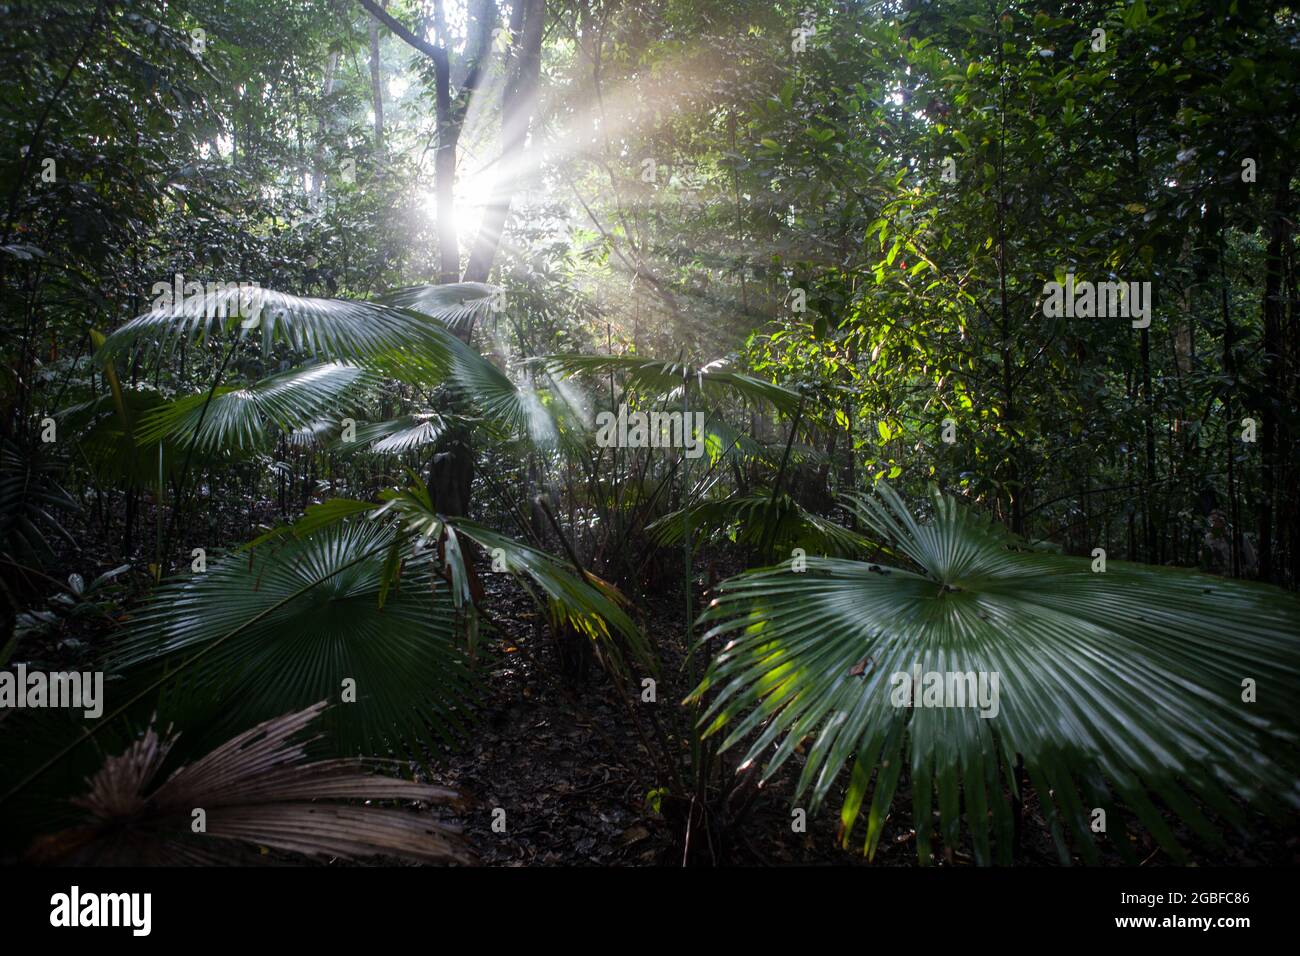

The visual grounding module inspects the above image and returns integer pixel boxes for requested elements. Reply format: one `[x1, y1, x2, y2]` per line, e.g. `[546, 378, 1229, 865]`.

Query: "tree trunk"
[358, 0, 501, 518]
[463, 0, 546, 283]
[1258, 165, 1291, 582]
[368, 4, 385, 154]
[310, 51, 339, 207]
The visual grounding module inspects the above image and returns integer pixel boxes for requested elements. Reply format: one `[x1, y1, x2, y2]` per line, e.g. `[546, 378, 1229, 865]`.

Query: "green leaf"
[377, 282, 498, 332]
[135, 363, 372, 454]
[534, 354, 802, 414]
[690, 484, 1300, 862]
[108, 521, 476, 757]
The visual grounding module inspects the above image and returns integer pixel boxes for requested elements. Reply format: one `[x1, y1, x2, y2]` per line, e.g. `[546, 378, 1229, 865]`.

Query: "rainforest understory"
[3, 0, 1300, 869]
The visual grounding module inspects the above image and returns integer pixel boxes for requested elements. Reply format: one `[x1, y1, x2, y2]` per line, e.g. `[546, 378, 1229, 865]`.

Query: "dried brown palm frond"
[24, 701, 475, 866]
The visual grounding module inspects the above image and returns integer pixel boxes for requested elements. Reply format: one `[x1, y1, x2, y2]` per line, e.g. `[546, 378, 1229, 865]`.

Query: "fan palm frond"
[106, 521, 476, 757]
[254, 481, 655, 675]
[649, 490, 871, 558]
[378, 282, 498, 332]
[59, 388, 182, 490]
[446, 518, 655, 675]
[100, 284, 553, 452]
[692, 483, 1300, 864]
[102, 286, 436, 361]
[0, 438, 78, 565]
[24, 701, 474, 865]
[288, 419, 345, 448]
[701, 415, 770, 464]
[134, 363, 374, 454]
[350, 413, 450, 454]
[373, 310, 554, 445]
[370, 478, 653, 673]
[467, 366, 552, 445]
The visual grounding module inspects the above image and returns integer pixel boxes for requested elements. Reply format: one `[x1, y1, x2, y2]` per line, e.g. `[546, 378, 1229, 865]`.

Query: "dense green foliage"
[1, 0, 1298, 866]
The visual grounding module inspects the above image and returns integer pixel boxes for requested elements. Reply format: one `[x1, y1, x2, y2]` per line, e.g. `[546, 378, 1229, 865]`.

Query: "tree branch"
[357, 0, 442, 59]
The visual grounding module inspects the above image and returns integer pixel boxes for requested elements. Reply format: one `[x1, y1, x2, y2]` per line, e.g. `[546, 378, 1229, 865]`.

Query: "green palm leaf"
[438, 339, 541, 440]
[59, 389, 181, 490]
[100, 286, 451, 365]
[378, 282, 498, 332]
[134, 363, 373, 454]
[350, 413, 450, 454]
[107, 520, 476, 757]
[100, 284, 551, 449]
[238, 483, 655, 676]
[375, 308, 554, 444]
[649, 490, 871, 558]
[692, 483, 1300, 864]
[700, 414, 770, 464]
[447, 519, 656, 675]
[370, 479, 654, 674]
[0, 438, 78, 565]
